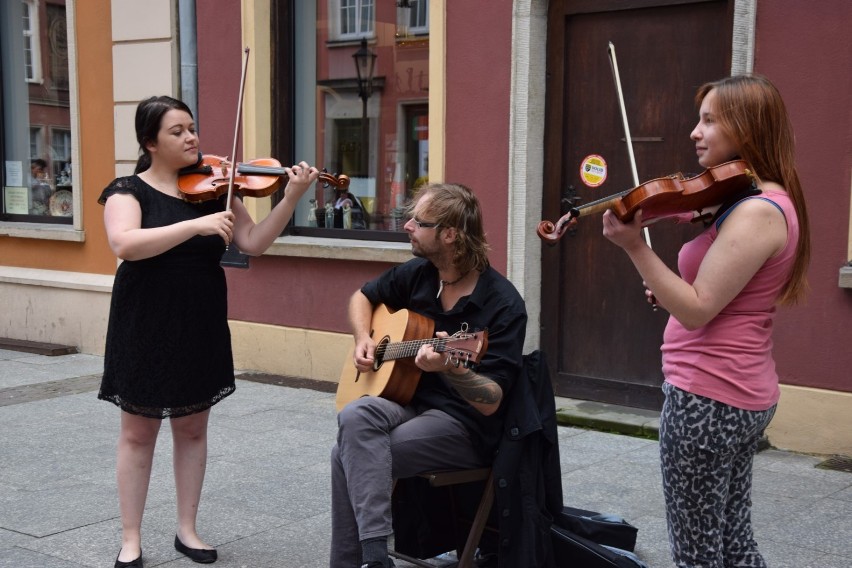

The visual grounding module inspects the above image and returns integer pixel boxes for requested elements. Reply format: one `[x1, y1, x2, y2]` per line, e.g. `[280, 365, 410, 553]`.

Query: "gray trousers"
[660, 382, 776, 568]
[330, 396, 487, 568]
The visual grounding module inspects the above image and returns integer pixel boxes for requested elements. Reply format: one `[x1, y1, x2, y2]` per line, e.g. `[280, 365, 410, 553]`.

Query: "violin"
[177, 154, 351, 203]
[175, 47, 348, 210]
[537, 159, 755, 243]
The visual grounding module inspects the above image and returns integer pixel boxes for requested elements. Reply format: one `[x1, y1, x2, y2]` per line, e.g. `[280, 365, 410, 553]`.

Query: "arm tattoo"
[440, 369, 501, 405]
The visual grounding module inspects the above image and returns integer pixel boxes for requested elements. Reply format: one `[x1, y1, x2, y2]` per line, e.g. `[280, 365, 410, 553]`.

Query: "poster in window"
[4, 187, 29, 214]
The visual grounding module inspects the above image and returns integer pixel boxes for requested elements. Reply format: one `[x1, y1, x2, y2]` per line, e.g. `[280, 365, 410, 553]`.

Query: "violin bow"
[607, 42, 652, 249]
[225, 46, 251, 214]
[608, 42, 657, 309]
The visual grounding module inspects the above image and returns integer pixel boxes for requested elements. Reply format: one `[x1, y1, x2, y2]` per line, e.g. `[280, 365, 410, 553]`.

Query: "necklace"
[437, 270, 470, 299]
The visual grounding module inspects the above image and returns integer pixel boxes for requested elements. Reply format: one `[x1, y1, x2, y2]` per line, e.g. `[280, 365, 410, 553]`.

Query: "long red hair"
[696, 75, 810, 305]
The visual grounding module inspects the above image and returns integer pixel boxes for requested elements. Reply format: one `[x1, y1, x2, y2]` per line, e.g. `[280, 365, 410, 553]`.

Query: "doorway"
[541, 0, 733, 409]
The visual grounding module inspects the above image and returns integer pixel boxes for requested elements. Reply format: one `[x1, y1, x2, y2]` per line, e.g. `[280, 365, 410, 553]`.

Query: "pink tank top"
[661, 190, 799, 410]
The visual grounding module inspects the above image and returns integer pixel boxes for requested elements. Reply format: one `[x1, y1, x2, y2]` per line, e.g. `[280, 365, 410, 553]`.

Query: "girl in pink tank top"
[603, 75, 810, 567]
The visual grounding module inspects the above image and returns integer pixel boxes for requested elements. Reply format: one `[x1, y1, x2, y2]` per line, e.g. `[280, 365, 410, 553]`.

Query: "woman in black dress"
[99, 96, 319, 567]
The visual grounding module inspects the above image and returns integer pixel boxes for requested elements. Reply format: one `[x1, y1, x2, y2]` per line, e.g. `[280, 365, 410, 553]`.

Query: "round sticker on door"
[579, 154, 608, 187]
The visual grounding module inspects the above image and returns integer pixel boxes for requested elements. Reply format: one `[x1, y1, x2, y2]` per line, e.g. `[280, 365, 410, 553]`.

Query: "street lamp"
[352, 38, 376, 177]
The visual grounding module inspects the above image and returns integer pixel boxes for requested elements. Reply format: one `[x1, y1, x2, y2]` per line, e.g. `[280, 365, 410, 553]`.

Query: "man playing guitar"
[330, 183, 527, 568]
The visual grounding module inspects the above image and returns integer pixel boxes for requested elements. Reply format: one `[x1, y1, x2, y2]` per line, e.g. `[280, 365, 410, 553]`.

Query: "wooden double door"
[541, 0, 734, 409]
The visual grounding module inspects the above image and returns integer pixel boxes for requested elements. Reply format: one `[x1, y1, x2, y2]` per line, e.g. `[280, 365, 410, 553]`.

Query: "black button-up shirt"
[361, 257, 527, 458]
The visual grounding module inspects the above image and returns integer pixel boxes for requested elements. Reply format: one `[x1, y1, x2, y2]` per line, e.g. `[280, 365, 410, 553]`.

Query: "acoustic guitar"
[335, 304, 488, 411]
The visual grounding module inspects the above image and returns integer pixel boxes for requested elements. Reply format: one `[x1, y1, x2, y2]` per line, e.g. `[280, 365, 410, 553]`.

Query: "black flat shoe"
[114, 548, 142, 568]
[174, 535, 218, 564]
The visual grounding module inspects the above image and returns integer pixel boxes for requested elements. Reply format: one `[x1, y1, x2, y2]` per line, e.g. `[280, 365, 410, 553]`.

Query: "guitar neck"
[378, 337, 450, 361]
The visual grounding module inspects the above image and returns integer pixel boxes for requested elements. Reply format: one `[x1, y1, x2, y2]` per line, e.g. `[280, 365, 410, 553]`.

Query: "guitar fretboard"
[376, 337, 453, 361]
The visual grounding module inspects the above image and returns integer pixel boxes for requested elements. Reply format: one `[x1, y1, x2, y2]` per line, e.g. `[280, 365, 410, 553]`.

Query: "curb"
[555, 397, 661, 440]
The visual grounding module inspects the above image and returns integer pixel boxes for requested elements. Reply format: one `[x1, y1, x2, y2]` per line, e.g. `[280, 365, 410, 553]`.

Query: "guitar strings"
[378, 337, 453, 360]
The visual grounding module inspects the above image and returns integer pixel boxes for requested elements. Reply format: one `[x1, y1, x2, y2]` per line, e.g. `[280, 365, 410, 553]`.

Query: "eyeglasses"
[411, 217, 440, 229]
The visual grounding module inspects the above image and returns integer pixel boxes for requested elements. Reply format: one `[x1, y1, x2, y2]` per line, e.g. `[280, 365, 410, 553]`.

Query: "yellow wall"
[768, 385, 852, 456]
[230, 321, 350, 383]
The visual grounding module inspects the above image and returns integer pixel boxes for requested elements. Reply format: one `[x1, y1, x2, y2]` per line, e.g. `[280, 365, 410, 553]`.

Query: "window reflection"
[290, 0, 429, 238]
[1, 0, 73, 223]
[338, 0, 375, 39]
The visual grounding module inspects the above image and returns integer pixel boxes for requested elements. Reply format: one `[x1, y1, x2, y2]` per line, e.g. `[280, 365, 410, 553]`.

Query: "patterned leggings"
[660, 382, 776, 568]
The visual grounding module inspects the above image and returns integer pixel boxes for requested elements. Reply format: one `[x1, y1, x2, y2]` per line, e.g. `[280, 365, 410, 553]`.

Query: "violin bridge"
[217, 156, 233, 178]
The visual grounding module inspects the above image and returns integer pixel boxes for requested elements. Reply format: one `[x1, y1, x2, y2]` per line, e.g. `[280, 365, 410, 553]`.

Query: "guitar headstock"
[442, 329, 489, 368]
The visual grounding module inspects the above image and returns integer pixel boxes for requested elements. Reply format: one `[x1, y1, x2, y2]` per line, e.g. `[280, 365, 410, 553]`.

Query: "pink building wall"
[195, 0, 243, 157]
[444, 1, 514, 273]
[195, 1, 851, 394]
[754, 0, 852, 393]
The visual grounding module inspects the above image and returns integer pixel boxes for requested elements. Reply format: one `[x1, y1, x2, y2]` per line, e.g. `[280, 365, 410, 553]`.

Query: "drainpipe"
[178, 0, 199, 123]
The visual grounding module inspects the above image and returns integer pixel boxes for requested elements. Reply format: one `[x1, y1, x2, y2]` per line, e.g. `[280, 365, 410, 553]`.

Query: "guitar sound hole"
[372, 336, 390, 372]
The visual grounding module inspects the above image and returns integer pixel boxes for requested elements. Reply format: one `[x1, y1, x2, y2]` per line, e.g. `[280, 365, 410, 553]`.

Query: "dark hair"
[409, 183, 490, 274]
[31, 158, 47, 170]
[134, 96, 194, 174]
[696, 75, 810, 305]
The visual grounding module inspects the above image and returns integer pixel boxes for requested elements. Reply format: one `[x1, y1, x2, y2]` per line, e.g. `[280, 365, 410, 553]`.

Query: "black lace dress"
[97, 176, 235, 418]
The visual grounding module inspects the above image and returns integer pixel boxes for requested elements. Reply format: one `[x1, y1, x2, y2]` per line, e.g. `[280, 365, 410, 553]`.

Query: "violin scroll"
[536, 215, 577, 243]
[318, 170, 351, 191]
[536, 219, 558, 241]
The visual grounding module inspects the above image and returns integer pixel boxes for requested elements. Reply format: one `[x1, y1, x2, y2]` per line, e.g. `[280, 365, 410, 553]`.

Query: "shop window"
[1, 1, 74, 224]
[278, 0, 429, 241]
